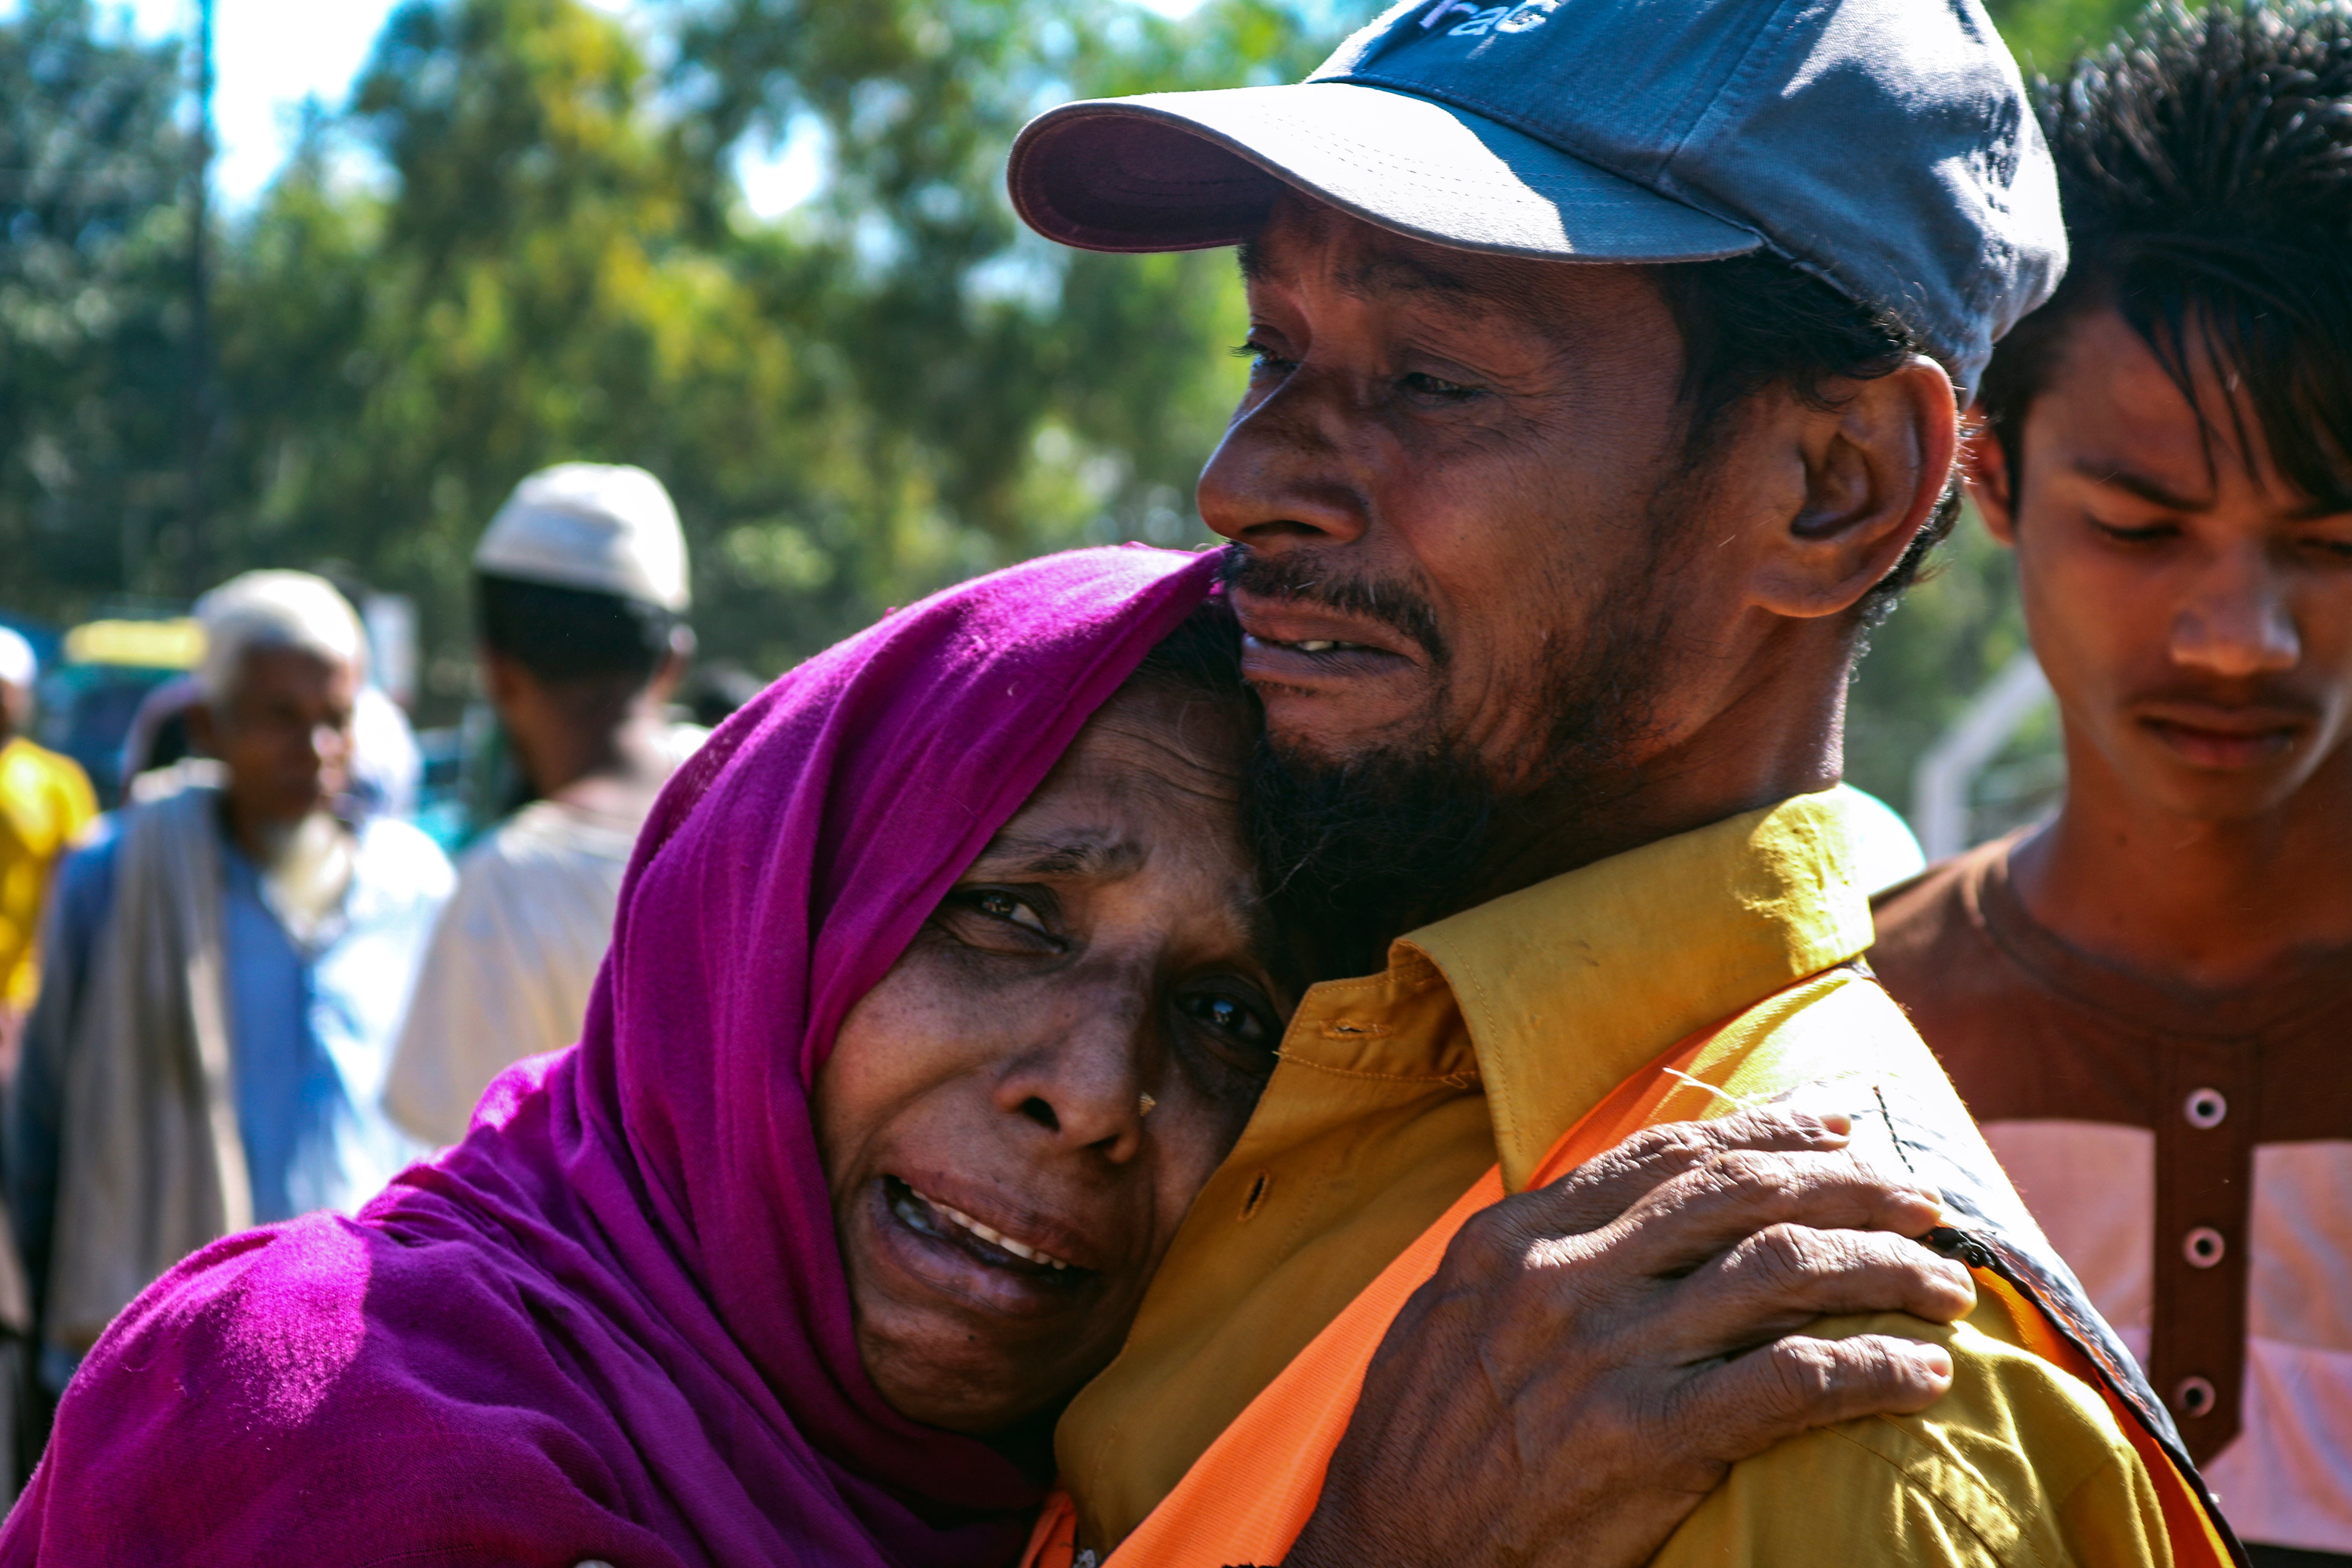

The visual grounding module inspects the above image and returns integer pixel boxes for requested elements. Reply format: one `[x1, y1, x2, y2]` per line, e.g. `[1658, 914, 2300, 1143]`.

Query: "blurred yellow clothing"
[0, 737, 97, 1009]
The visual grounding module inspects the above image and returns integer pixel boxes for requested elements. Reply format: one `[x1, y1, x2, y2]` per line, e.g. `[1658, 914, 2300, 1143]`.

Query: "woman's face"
[815, 680, 1289, 1434]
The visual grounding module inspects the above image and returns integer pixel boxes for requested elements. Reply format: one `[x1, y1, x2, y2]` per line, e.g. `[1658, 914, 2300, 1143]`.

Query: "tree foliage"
[0, 0, 190, 603]
[0, 0, 2139, 810]
[2, 0, 1331, 708]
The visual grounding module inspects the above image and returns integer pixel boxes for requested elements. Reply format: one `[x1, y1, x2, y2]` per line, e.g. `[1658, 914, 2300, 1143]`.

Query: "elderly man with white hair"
[8, 572, 452, 1417]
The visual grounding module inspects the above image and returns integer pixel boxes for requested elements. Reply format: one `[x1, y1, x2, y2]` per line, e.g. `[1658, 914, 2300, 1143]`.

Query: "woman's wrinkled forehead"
[966, 682, 1253, 884]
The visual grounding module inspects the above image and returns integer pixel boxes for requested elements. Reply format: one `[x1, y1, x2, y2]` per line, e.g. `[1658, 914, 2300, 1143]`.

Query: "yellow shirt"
[0, 737, 98, 1010]
[1056, 790, 2175, 1566]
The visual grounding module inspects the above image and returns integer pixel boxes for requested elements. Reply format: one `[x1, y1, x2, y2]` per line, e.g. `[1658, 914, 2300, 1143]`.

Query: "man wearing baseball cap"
[1007, 0, 2239, 1563]
[387, 463, 703, 1146]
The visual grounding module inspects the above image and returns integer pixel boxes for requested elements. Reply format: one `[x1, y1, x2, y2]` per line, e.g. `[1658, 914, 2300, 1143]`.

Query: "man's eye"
[2300, 534, 2352, 562]
[1232, 340, 1296, 377]
[971, 890, 1049, 933]
[1400, 370, 1477, 400]
[2092, 518, 2178, 544]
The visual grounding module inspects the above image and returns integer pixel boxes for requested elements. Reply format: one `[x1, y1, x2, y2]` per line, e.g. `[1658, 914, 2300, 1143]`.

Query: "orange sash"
[1022, 1014, 2235, 1568]
[1023, 1024, 1731, 1568]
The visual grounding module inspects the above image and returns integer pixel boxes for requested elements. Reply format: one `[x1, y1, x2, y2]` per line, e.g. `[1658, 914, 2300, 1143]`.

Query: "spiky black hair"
[1981, 0, 2352, 506]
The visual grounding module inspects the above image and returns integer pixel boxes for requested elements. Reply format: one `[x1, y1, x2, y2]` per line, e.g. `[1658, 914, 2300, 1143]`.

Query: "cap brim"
[1011, 82, 1760, 264]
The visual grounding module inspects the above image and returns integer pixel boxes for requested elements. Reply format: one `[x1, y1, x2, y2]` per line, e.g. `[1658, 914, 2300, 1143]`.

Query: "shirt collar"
[1392, 788, 1873, 1190]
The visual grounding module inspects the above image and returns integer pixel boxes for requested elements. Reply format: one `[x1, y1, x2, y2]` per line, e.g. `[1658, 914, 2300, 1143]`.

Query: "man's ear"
[1961, 412, 2019, 547]
[1751, 357, 1957, 620]
[646, 626, 695, 703]
[186, 700, 220, 758]
[479, 647, 525, 711]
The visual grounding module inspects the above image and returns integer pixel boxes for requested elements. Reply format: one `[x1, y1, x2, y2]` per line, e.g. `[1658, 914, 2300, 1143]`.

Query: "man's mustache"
[1217, 548, 1448, 666]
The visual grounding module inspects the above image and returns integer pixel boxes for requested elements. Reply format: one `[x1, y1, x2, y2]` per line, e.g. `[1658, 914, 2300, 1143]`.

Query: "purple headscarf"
[4, 546, 1221, 1568]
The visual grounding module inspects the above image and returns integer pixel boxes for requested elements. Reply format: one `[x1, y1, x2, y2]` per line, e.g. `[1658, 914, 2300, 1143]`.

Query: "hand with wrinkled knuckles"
[1283, 1107, 1973, 1568]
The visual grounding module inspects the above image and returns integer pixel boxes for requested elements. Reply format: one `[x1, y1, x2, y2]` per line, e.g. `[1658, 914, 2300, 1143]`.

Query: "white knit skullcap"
[0, 627, 34, 690]
[194, 570, 367, 701]
[473, 463, 689, 612]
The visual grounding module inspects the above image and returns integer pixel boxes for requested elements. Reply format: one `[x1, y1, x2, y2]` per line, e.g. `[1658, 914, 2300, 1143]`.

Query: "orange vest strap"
[1022, 1490, 1079, 1568]
[1970, 1269, 2237, 1568]
[1068, 1024, 1728, 1568]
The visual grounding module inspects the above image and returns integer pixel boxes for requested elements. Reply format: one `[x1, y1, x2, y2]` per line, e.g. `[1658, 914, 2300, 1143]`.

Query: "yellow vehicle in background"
[33, 612, 202, 808]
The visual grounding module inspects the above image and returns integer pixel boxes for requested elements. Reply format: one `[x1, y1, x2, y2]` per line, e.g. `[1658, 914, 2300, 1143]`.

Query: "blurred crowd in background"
[0, 0, 2141, 838]
[0, 459, 728, 1486]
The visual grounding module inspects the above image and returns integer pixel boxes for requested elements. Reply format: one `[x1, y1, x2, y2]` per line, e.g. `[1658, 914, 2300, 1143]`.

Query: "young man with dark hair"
[386, 464, 701, 1146]
[1873, 6, 2352, 1561]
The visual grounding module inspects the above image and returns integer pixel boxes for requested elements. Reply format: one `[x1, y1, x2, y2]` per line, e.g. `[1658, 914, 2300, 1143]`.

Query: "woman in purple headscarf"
[2, 546, 1280, 1567]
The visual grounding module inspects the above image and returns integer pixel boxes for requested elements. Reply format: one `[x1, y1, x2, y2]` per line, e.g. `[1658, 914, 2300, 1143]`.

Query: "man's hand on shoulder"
[1286, 1107, 1972, 1568]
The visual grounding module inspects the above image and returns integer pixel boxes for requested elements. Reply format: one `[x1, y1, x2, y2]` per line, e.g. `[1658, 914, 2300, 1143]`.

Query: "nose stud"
[1138, 1094, 1157, 1119]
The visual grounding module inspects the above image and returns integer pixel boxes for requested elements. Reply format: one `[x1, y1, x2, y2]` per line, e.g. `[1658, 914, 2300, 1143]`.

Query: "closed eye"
[1399, 370, 1478, 401]
[1233, 339, 1298, 378]
[2092, 518, 2180, 544]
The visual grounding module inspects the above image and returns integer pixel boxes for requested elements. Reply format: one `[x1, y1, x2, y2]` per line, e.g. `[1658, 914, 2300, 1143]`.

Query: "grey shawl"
[47, 779, 249, 1352]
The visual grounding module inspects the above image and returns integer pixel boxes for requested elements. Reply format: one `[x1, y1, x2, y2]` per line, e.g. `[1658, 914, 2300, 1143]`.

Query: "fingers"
[1586, 1148, 1945, 1280]
[1668, 1331, 1956, 1477]
[1651, 1224, 1976, 1362]
[1516, 1109, 1860, 1239]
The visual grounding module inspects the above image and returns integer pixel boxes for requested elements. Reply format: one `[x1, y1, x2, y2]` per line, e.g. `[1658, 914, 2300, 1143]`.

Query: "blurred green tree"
[213, 0, 868, 695]
[0, 0, 2160, 815]
[0, 0, 192, 608]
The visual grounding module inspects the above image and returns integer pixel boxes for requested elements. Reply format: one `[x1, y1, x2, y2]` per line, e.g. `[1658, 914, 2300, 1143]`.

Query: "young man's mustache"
[2127, 677, 2327, 724]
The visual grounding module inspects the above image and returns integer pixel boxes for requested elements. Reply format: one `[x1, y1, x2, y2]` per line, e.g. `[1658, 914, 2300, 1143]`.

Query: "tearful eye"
[1401, 370, 1477, 399]
[973, 890, 1049, 933]
[1233, 340, 1297, 378]
[1179, 988, 1278, 1054]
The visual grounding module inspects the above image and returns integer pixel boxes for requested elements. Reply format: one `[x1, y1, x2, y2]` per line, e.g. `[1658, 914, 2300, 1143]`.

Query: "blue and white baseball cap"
[1009, 0, 2065, 394]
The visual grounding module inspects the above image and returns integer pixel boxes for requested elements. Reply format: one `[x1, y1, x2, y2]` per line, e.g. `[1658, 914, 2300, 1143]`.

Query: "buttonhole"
[1239, 1171, 1272, 1222]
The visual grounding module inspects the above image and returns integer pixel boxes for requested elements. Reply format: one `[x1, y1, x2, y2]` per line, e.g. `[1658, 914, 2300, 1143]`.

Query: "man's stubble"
[1232, 474, 1705, 982]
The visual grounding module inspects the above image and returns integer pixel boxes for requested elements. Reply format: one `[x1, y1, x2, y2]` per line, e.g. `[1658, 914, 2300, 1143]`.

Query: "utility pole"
[180, 0, 217, 597]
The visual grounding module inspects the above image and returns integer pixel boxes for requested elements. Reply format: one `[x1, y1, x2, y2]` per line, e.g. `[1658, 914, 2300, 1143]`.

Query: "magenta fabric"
[2, 545, 1221, 1568]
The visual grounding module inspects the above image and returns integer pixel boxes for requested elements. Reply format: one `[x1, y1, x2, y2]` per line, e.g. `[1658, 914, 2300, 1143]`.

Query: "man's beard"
[1231, 493, 1695, 982]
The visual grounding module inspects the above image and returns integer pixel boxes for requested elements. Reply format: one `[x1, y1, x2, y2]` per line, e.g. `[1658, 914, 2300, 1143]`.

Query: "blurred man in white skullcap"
[9, 572, 453, 1435]
[387, 464, 703, 1145]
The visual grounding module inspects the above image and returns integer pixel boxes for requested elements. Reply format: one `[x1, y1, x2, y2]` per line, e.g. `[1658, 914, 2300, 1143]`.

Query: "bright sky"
[54, 0, 1200, 216]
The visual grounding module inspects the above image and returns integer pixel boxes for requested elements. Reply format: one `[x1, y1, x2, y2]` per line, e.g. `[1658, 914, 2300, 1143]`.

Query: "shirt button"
[2183, 1226, 2227, 1268]
[2174, 1376, 2218, 1418]
[2183, 1087, 2228, 1129]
